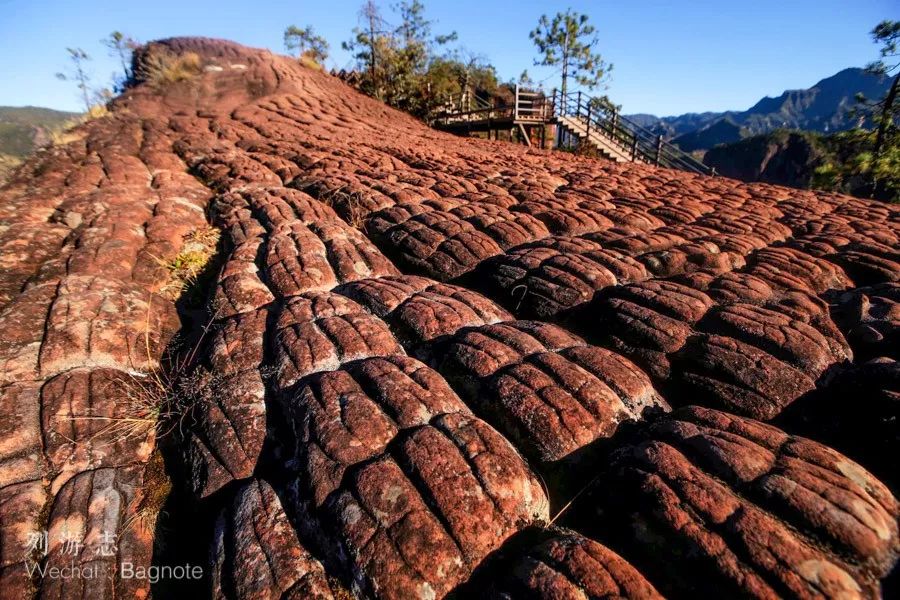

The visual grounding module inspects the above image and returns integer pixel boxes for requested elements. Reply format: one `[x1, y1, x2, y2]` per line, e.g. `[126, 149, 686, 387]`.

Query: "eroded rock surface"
[284, 356, 549, 599]
[0, 73, 212, 595]
[212, 479, 338, 599]
[484, 529, 664, 599]
[583, 406, 900, 599]
[1, 36, 898, 600]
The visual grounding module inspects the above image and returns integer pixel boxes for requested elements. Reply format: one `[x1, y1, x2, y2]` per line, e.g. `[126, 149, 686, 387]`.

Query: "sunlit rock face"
[0, 36, 897, 599]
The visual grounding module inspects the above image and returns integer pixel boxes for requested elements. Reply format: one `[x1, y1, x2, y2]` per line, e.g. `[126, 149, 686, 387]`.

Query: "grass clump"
[316, 186, 369, 229]
[142, 50, 203, 88]
[0, 153, 22, 184]
[158, 226, 221, 301]
[47, 104, 111, 147]
[299, 51, 325, 71]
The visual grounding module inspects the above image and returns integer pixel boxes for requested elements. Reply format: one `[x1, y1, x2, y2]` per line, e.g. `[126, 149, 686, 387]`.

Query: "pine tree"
[284, 25, 330, 65]
[529, 10, 612, 103]
[343, 0, 455, 115]
[343, 1, 392, 99]
[865, 20, 899, 158]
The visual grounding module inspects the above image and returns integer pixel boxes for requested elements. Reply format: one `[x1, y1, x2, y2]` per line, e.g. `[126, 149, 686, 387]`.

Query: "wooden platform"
[433, 87, 713, 176]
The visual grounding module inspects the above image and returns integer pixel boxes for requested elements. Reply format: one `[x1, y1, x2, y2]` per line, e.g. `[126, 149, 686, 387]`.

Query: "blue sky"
[0, 0, 896, 116]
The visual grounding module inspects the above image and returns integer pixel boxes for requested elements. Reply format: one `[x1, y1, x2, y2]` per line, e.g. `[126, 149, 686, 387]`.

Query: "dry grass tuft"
[71, 300, 223, 451]
[320, 187, 369, 229]
[157, 226, 221, 301]
[0, 154, 23, 184]
[48, 104, 110, 147]
[68, 227, 222, 449]
[142, 50, 204, 88]
[299, 51, 325, 71]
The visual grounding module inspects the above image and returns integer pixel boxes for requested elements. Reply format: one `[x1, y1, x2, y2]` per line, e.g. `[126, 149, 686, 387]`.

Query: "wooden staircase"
[552, 90, 714, 176]
[556, 114, 633, 162]
[433, 88, 714, 176]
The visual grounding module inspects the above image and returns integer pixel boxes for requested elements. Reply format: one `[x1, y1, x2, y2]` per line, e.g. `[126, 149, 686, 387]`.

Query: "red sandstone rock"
[272, 291, 405, 389]
[39, 466, 156, 600]
[1, 35, 898, 600]
[492, 529, 664, 599]
[437, 321, 667, 462]
[476, 237, 649, 318]
[588, 406, 900, 598]
[284, 356, 549, 598]
[212, 479, 337, 599]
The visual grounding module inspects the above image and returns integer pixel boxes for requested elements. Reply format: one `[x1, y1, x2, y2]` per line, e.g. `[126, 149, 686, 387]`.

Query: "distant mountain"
[672, 118, 745, 152]
[702, 127, 896, 202]
[702, 130, 830, 188]
[628, 68, 893, 148]
[0, 106, 78, 182]
[627, 112, 724, 138]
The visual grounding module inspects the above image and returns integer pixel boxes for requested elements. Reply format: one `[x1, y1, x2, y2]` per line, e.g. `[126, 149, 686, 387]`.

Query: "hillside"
[631, 68, 892, 146]
[0, 38, 898, 599]
[703, 129, 829, 187]
[0, 106, 78, 181]
[671, 117, 746, 152]
[701, 127, 899, 203]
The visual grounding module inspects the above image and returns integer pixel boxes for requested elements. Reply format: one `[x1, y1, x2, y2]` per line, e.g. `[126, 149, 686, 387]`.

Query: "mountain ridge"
[0, 105, 78, 182]
[627, 67, 892, 143]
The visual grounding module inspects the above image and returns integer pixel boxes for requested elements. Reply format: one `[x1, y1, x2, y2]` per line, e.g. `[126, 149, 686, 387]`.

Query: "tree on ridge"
[103, 31, 139, 92]
[56, 48, 93, 113]
[529, 9, 612, 104]
[284, 25, 330, 65]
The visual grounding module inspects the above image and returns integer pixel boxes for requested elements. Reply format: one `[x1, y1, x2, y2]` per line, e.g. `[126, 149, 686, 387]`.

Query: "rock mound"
[0, 37, 897, 598]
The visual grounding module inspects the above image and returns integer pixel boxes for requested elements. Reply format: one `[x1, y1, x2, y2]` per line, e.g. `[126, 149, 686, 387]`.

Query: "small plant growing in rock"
[156, 225, 222, 302]
[319, 186, 370, 229]
[63, 304, 223, 451]
[103, 30, 140, 92]
[56, 47, 94, 112]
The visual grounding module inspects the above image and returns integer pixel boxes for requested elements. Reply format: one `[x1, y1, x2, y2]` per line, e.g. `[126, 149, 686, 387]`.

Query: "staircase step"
[558, 116, 633, 163]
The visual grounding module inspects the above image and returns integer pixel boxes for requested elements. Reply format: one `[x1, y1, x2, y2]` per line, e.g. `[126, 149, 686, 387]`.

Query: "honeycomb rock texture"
[212, 479, 339, 599]
[482, 528, 664, 599]
[0, 37, 897, 599]
[582, 406, 900, 599]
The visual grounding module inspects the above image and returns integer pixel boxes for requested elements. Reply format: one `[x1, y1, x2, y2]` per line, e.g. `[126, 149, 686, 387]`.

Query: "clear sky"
[0, 0, 897, 116]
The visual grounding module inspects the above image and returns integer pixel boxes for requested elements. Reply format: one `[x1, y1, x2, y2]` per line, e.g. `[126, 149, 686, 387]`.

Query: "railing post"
[585, 100, 592, 139]
[611, 108, 618, 135]
[514, 84, 519, 121]
[576, 91, 582, 117]
[631, 134, 638, 161]
[551, 89, 557, 118]
[655, 135, 663, 166]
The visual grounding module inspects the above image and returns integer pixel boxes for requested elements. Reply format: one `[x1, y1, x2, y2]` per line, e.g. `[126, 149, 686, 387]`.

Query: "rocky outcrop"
[211, 479, 339, 599]
[0, 96, 212, 596]
[582, 406, 900, 599]
[1, 37, 898, 599]
[475, 528, 665, 599]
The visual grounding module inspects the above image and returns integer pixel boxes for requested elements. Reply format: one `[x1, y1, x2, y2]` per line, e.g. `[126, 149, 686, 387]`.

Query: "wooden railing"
[553, 90, 714, 176]
[433, 85, 552, 125]
[432, 86, 715, 177]
[513, 86, 552, 121]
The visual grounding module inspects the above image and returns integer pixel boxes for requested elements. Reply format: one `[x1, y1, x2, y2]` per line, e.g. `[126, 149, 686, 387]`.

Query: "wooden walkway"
[433, 88, 714, 176]
[432, 87, 552, 148]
